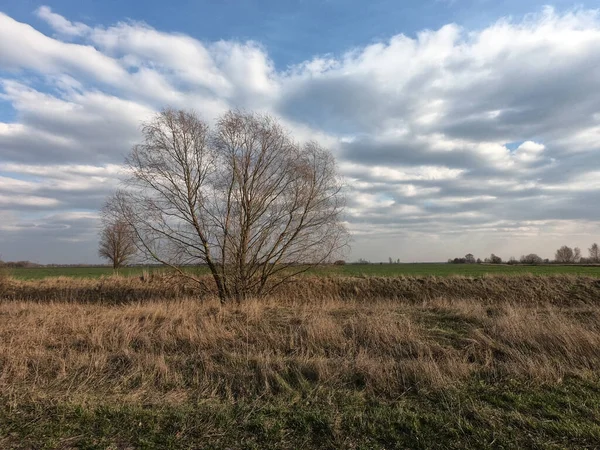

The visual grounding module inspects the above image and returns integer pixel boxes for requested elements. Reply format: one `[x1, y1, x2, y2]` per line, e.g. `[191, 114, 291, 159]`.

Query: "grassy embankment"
[1, 274, 600, 448]
[7, 262, 600, 279]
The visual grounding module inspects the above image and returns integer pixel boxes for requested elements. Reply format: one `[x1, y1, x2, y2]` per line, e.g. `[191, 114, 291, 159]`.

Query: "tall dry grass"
[1, 273, 600, 305]
[2, 277, 600, 404]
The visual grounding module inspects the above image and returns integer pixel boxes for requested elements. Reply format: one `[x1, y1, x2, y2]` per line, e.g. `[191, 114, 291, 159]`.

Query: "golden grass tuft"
[2, 275, 600, 405]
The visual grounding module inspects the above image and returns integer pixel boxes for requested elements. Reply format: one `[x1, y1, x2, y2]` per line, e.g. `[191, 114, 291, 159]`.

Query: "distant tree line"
[0, 259, 42, 268]
[448, 243, 600, 265]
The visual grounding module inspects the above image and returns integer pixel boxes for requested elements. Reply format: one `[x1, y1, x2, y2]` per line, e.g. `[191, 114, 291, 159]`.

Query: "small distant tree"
[465, 253, 476, 264]
[508, 256, 518, 265]
[589, 243, 600, 263]
[98, 218, 137, 269]
[490, 254, 502, 264]
[555, 246, 575, 263]
[574, 247, 582, 263]
[476, 258, 482, 264]
[520, 253, 543, 265]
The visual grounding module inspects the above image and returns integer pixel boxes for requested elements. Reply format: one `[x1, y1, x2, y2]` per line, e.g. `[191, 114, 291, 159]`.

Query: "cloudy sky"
[1, 0, 600, 264]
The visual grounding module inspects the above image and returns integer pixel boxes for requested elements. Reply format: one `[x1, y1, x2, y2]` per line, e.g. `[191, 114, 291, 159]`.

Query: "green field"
[6, 263, 600, 279]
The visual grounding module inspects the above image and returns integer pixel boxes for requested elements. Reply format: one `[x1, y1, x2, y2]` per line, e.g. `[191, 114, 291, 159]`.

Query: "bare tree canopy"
[589, 243, 600, 263]
[108, 108, 348, 302]
[520, 253, 543, 265]
[574, 247, 582, 263]
[489, 254, 502, 264]
[98, 216, 137, 269]
[555, 245, 575, 263]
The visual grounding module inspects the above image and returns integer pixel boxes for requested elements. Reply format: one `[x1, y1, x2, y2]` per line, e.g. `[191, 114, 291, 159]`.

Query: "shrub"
[489, 254, 502, 264]
[520, 254, 543, 265]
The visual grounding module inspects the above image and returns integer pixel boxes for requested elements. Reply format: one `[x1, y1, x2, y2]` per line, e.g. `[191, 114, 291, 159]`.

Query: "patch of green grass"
[9, 263, 600, 280]
[3, 380, 600, 449]
[7, 266, 211, 280]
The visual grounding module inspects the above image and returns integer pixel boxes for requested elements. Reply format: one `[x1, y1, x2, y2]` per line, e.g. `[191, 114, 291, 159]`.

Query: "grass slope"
[7, 263, 600, 279]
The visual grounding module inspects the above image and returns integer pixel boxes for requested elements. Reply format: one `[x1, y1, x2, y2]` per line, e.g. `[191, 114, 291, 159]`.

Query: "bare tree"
[555, 245, 575, 263]
[589, 243, 600, 263]
[98, 218, 137, 269]
[108, 109, 348, 303]
[489, 254, 502, 264]
[574, 247, 582, 263]
[520, 253, 543, 265]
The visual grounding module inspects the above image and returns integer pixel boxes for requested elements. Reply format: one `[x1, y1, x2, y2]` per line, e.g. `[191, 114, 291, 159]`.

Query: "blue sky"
[1, 1, 600, 263]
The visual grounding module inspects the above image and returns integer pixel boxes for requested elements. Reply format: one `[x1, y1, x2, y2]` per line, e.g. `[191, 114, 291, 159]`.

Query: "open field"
[7, 262, 600, 279]
[2, 275, 600, 448]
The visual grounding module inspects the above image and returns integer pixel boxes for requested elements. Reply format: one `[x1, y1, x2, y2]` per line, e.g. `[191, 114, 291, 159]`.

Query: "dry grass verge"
[3, 275, 600, 448]
[2, 293, 600, 403]
[1, 273, 600, 305]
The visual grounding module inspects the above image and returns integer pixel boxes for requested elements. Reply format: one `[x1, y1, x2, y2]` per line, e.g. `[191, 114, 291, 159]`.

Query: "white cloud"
[35, 6, 91, 37]
[0, 12, 127, 85]
[0, 193, 60, 207]
[1, 6, 600, 262]
[513, 141, 546, 163]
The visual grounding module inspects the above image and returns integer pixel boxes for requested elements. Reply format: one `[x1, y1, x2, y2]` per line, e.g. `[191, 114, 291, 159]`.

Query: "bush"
[450, 258, 467, 264]
[520, 254, 543, 265]
[489, 254, 502, 264]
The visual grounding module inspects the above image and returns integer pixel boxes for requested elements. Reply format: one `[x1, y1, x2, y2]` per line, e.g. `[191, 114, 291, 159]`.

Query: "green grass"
[7, 263, 600, 280]
[3, 380, 600, 449]
[5, 266, 209, 280]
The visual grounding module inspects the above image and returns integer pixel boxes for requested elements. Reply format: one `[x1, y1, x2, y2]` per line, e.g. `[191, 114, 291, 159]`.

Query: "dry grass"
[3, 275, 600, 448]
[2, 275, 600, 405]
[2, 273, 600, 305]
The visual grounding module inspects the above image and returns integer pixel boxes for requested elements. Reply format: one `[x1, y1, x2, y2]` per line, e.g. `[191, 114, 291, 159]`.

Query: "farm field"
[7, 262, 600, 279]
[1, 275, 600, 448]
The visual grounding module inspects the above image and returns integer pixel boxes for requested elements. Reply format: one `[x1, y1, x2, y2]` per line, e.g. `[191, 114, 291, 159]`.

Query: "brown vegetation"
[1, 273, 599, 304]
[1, 274, 600, 406]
